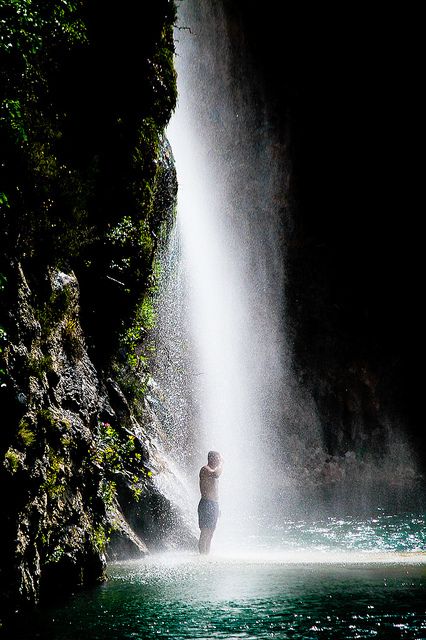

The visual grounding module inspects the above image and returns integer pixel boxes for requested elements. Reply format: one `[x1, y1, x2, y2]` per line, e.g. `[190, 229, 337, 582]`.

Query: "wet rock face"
[0, 265, 196, 615]
[0, 0, 186, 618]
[1, 267, 109, 609]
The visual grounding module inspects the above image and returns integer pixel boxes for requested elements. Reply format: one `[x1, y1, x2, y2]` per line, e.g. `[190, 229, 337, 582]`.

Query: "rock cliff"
[0, 0, 194, 618]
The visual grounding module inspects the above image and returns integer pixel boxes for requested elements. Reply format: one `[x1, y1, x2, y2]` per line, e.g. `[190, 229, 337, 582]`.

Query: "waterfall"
[150, 0, 423, 553]
[150, 0, 322, 549]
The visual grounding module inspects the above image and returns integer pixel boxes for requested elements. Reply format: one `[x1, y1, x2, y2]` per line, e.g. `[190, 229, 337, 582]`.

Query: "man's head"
[208, 450, 221, 467]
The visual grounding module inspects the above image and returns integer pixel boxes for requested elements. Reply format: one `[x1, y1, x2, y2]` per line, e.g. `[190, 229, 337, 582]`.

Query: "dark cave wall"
[222, 1, 424, 468]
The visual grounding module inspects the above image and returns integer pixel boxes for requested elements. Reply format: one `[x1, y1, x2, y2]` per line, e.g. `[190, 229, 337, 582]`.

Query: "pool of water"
[9, 513, 426, 639]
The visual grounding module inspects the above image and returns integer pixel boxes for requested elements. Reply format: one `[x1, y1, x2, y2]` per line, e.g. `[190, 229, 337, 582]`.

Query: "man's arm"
[203, 461, 223, 478]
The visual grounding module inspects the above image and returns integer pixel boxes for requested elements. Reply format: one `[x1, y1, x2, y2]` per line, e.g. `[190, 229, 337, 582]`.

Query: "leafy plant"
[0, 192, 10, 209]
[0, 99, 28, 143]
[92, 524, 110, 554]
[46, 545, 65, 564]
[100, 479, 117, 506]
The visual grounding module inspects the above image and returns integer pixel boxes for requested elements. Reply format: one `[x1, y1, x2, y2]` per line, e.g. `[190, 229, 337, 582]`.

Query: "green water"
[9, 513, 426, 639]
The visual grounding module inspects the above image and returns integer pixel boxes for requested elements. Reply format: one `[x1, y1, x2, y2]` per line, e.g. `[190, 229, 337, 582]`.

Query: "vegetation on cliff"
[0, 0, 181, 616]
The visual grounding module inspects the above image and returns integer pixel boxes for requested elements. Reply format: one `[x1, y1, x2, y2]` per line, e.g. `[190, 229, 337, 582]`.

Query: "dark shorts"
[198, 498, 219, 530]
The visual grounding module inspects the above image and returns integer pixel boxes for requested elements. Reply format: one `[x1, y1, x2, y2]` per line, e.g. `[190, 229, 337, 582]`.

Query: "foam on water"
[111, 549, 426, 572]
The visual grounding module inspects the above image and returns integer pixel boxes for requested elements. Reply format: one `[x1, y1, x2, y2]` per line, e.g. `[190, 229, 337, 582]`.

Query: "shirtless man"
[198, 451, 223, 554]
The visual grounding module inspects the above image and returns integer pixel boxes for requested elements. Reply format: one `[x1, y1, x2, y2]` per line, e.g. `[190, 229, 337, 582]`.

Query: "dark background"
[222, 2, 424, 464]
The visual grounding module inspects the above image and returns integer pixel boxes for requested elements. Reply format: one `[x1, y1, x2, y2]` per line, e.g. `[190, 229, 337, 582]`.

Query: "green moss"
[60, 434, 72, 448]
[42, 448, 65, 498]
[27, 352, 53, 379]
[37, 408, 57, 430]
[139, 219, 154, 256]
[18, 418, 36, 447]
[4, 448, 20, 473]
[61, 417, 71, 430]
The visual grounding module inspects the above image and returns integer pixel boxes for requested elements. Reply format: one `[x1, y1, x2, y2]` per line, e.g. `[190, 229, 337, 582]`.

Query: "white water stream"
[148, 0, 422, 555]
[155, 1, 321, 550]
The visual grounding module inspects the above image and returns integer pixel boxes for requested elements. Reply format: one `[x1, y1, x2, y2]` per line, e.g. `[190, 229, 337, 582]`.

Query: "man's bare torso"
[199, 465, 220, 501]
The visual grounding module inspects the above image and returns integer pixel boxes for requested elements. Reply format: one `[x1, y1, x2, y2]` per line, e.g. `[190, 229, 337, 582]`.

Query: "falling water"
[152, 0, 322, 548]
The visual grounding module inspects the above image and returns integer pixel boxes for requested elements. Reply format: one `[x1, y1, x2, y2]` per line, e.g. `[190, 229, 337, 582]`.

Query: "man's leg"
[204, 529, 214, 554]
[199, 528, 214, 554]
[199, 528, 209, 554]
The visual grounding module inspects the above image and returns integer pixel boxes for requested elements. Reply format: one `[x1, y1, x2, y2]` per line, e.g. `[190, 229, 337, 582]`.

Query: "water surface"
[10, 513, 426, 640]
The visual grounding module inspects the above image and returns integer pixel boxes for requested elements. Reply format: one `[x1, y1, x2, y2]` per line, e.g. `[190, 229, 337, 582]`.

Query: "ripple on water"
[7, 512, 426, 640]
